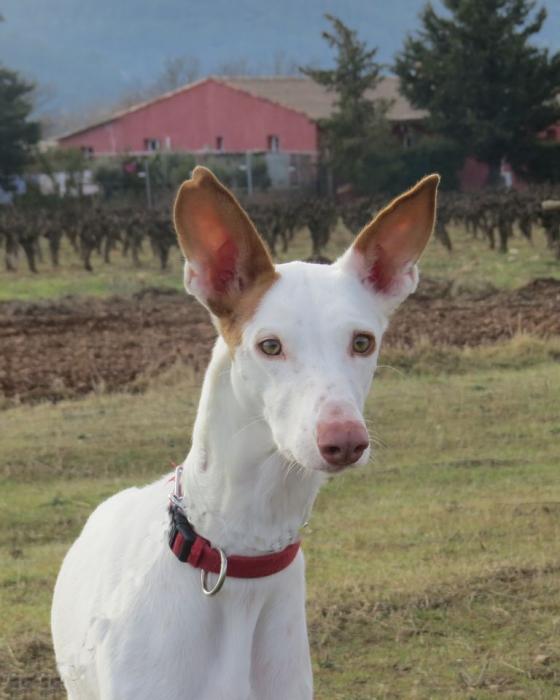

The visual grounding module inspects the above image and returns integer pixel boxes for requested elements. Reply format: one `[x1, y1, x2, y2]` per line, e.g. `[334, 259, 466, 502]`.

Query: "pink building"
[59, 78, 316, 156]
[457, 121, 560, 190]
[57, 76, 560, 191]
[57, 76, 425, 157]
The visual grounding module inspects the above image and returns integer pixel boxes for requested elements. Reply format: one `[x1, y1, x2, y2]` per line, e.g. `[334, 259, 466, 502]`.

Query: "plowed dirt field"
[1, 279, 559, 403]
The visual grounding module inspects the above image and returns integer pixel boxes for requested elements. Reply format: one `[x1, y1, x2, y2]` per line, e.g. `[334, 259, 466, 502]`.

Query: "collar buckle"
[168, 465, 198, 563]
[167, 464, 301, 591]
[169, 464, 184, 508]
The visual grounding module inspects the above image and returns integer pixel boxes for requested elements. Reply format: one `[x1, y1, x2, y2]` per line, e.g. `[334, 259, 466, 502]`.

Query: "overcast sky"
[1, 0, 558, 116]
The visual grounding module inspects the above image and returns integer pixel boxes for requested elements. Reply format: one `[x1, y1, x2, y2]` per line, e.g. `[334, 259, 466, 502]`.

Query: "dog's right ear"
[338, 174, 439, 314]
[173, 167, 276, 317]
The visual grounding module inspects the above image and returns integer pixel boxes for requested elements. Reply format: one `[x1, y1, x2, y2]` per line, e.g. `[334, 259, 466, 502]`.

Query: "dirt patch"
[1, 278, 559, 404]
[0, 292, 214, 404]
[385, 277, 560, 348]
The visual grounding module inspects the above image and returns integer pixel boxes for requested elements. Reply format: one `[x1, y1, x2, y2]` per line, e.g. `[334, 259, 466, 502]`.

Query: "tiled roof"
[221, 75, 427, 122]
[58, 75, 426, 140]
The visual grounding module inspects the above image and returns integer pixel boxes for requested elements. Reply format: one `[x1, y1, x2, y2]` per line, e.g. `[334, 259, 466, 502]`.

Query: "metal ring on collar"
[200, 548, 228, 596]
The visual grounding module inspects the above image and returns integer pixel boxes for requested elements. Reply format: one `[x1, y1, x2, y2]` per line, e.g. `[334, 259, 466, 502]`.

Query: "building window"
[216, 136, 224, 152]
[267, 135, 280, 152]
[144, 138, 160, 152]
[81, 146, 94, 158]
[397, 124, 414, 149]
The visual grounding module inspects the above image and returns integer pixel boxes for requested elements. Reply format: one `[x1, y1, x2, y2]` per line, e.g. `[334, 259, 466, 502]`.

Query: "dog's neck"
[181, 338, 325, 556]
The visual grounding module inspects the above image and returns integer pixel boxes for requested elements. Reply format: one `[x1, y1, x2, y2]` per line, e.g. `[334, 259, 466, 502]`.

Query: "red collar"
[167, 468, 300, 581]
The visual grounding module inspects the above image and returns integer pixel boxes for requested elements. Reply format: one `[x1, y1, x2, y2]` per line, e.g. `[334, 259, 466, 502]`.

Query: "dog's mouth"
[319, 460, 358, 474]
[279, 447, 367, 476]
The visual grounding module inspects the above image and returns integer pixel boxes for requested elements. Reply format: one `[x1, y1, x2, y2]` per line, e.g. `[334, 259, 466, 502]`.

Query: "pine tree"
[0, 65, 40, 187]
[302, 15, 394, 192]
[395, 0, 560, 184]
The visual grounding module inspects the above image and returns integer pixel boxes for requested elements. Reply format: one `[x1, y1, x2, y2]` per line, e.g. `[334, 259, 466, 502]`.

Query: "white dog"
[52, 167, 439, 699]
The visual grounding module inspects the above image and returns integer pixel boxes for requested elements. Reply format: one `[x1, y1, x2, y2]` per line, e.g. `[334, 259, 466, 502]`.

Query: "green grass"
[381, 333, 560, 375]
[1, 222, 558, 302]
[1, 353, 559, 698]
[272, 221, 559, 292]
[2, 206, 559, 697]
[0, 246, 184, 302]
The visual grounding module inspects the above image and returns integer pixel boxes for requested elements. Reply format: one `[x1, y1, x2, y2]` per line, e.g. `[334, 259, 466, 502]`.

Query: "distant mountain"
[1, 0, 559, 120]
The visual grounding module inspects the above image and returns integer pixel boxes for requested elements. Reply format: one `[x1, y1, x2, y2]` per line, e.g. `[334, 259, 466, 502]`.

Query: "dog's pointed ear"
[339, 174, 439, 313]
[173, 167, 276, 316]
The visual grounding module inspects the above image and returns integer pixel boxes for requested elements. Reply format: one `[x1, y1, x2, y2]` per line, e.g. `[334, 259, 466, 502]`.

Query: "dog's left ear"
[339, 174, 439, 313]
[173, 166, 276, 317]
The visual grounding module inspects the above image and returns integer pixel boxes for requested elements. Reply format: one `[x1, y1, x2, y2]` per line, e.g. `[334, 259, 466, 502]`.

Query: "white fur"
[51, 250, 416, 700]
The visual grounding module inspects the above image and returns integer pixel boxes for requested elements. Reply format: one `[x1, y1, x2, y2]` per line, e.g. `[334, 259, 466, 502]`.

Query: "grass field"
[1, 213, 559, 698]
[1, 343, 560, 699]
[1, 222, 559, 302]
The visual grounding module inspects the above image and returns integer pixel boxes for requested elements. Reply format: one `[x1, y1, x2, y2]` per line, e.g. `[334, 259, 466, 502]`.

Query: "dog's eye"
[352, 333, 375, 355]
[258, 338, 283, 357]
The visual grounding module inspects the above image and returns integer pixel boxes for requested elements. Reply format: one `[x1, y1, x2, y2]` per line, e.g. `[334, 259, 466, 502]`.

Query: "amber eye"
[258, 338, 283, 357]
[352, 333, 375, 355]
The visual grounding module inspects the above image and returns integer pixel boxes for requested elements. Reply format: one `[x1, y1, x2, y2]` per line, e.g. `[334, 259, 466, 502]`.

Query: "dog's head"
[174, 167, 438, 474]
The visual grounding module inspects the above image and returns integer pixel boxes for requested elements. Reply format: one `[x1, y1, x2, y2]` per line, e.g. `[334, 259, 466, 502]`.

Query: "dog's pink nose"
[317, 420, 369, 468]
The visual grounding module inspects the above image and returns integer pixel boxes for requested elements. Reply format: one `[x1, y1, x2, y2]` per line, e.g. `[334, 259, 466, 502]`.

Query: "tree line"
[305, 1, 560, 193]
[1, 0, 560, 193]
[1, 187, 559, 277]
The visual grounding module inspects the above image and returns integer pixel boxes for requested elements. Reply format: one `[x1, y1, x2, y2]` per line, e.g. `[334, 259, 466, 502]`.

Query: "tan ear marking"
[172, 166, 278, 348]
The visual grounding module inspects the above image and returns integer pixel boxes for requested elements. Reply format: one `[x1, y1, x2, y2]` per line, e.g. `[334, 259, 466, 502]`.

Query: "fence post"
[245, 152, 253, 196]
[145, 158, 153, 209]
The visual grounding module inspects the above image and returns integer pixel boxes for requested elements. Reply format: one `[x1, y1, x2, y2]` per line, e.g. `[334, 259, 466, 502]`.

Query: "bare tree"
[214, 57, 254, 76]
[155, 55, 201, 91]
[272, 50, 299, 76]
[115, 55, 201, 109]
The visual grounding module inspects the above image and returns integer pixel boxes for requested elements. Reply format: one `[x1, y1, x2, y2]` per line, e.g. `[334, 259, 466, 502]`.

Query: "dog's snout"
[317, 420, 369, 469]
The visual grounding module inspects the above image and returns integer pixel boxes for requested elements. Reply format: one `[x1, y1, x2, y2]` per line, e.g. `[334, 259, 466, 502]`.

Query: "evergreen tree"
[0, 66, 40, 187]
[302, 15, 395, 193]
[0, 12, 40, 188]
[395, 0, 560, 184]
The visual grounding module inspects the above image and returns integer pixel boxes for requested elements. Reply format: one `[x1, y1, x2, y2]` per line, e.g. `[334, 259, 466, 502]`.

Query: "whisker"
[376, 364, 406, 378]
[283, 457, 308, 481]
[366, 428, 386, 449]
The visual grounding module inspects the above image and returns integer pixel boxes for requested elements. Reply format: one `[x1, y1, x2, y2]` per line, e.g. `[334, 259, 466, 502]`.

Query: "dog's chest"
[98, 548, 307, 699]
